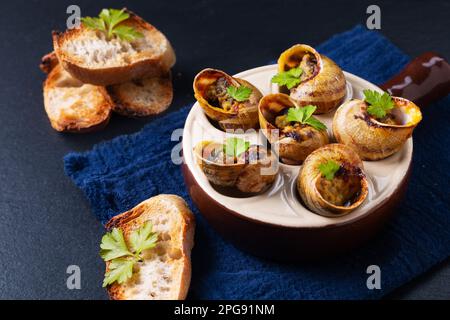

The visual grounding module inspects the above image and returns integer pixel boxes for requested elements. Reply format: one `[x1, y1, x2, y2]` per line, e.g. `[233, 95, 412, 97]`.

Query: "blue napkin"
[64, 25, 450, 299]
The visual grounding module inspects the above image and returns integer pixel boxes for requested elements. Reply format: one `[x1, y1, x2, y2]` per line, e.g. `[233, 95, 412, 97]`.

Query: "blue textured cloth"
[64, 25, 450, 299]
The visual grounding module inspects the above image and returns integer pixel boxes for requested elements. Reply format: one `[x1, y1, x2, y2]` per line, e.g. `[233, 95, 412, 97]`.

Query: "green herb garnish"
[100, 221, 158, 287]
[271, 67, 303, 89]
[227, 85, 252, 102]
[319, 160, 341, 181]
[363, 89, 395, 119]
[285, 105, 327, 131]
[224, 137, 250, 157]
[81, 8, 144, 42]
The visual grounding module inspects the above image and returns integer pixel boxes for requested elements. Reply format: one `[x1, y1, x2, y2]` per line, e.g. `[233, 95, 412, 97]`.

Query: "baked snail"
[297, 144, 369, 217]
[193, 68, 263, 131]
[194, 138, 278, 194]
[259, 93, 329, 165]
[333, 90, 422, 160]
[273, 44, 347, 114]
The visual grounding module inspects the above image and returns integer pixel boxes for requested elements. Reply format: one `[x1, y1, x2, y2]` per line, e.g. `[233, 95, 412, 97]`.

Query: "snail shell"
[194, 141, 278, 194]
[333, 96, 422, 160]
[258, 93, 329, 165]
[297, 144, 369, 217]
[278, 44, 347, 114]
[193, 68, 263, 131]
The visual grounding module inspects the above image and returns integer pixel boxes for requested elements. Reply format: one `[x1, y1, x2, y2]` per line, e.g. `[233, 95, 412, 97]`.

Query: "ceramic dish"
[182, 53, 450, 260]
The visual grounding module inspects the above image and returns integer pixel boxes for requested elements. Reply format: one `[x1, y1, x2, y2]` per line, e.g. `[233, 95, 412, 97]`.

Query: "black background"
[0, 0, 449, 299]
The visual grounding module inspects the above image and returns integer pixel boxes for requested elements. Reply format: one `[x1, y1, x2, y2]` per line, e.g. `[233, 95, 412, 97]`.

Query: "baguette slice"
[105, 195, 195, 300]
[40, 52, 174, 118]
[53, 10, 176, 86]
[107, 73, 173, 117]
[43, 64, 113, 132]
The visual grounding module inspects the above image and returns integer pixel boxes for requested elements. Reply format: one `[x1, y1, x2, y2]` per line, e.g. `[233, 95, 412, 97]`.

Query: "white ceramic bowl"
[182, 64, 412, 260]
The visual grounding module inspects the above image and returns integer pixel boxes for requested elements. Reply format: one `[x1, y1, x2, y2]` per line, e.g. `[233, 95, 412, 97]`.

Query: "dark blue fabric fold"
[64, 25, 450, 299]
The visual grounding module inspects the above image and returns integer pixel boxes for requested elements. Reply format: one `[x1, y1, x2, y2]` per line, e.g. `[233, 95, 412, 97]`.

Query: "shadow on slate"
[64, 25, 450, 299]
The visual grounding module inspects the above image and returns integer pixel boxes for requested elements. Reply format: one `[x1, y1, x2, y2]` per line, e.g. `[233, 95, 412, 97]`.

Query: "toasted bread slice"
[105, 195, 195, 300]
[43, 64, 113, 132]
[107, 73, 173, 117]
[53, 10, 176, 86]
[40, 52, 173, 118]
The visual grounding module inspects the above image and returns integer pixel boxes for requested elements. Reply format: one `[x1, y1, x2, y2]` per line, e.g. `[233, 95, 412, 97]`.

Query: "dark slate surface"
[0, 0, 448, 299]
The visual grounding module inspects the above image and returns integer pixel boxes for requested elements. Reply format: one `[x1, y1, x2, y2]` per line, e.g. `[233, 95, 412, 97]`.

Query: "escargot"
[259, 93, 329, 165]
[194, 139, 278, 194]
[297, 144, 369, 217]
[193, 69, 263, 131]
[274, 44, 347, 114]
[333, 94, 422, 160]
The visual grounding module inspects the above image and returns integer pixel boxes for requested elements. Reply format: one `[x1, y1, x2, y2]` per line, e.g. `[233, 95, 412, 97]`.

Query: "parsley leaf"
[102, 258, 136, 287]
[100, 228, 133, 261]
[304, 117, 327, 131]
[80, 16, 106, 31]
[81, 8, 143, 42]
[113, 25, 144, 42]
[363, 89, 395, 119]
[319, 160, 341, 181]
[227, 85, 252, 102]
[285, 105, 327, 131]
[129, 221, 158, 255]
[100, 222, 158, 287]
[271, 67, 303, 89]
[286, 106, 305, 123]
[224, 137, 250, 157]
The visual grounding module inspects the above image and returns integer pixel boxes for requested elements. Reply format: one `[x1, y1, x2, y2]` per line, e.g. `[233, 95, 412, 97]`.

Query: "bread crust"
[107, 72, 173, 117]
[53, 11, 176, 86]
[40, 52, 59, 74]
[43, 64, 113, 132]
[105, 195, 195, 300]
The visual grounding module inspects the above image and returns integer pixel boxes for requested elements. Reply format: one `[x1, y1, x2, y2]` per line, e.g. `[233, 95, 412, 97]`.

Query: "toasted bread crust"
[105, 195, 195, 300]
[53, 11, 176, 86]
[40, 52, 59, 74]
[43, 64, 113, 132]
[107, 73, 173, 117]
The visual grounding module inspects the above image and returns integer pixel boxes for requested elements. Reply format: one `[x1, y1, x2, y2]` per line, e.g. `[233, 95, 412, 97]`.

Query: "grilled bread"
[53, 11, 176, 86]
[105, 195, 195, 300]
[43, 64, 113, 132]
[41, 52, 174, 121]
[107, 73, 173, 117]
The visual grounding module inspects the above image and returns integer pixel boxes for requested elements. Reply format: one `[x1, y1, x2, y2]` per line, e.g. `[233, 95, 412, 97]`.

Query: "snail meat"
[297, 144, 369, 217]
[193, 69, 263, 131]
[194, 139, 278, 194]
[333, 92, 422, 160]
[274, 44, 347, 114]
[259, 93, 329, 165]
